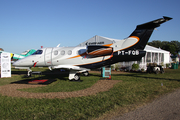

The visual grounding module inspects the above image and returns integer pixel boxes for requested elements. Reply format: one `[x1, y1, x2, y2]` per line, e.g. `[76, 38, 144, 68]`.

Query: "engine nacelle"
[87, 45, 113, 56]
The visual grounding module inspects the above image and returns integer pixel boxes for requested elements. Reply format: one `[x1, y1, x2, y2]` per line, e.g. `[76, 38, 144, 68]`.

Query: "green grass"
[0, 66, 180, 119]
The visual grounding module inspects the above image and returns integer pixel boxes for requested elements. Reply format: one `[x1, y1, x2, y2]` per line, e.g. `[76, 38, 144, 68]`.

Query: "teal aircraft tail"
[0, 49, 36, 61]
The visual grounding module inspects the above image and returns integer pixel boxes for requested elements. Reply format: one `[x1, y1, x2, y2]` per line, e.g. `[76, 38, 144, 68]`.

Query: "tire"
[161, 70, 165, 74]
[74, 74, 80, 81]
[155, 70, 159, 74]
[28, 71, 32, 77]
[83, 71, 89, 76]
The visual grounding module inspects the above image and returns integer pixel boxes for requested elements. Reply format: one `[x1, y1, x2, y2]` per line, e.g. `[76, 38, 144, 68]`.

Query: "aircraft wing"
[51, 65, 90, 71]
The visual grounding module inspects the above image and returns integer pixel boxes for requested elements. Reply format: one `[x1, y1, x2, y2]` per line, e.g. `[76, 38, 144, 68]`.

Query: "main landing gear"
[69, 70, 89, 81]
[82, 71, 89, 76]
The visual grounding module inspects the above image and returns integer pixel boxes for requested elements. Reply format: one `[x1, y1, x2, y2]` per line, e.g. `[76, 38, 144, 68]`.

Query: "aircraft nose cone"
[12, 60, 21, 66]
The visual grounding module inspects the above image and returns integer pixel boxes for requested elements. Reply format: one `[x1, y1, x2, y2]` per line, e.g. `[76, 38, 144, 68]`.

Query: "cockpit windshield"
[32, 50, 43, 55]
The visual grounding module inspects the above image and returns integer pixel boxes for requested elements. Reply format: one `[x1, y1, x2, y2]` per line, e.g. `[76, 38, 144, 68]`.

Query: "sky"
[0, 0, 180, 54]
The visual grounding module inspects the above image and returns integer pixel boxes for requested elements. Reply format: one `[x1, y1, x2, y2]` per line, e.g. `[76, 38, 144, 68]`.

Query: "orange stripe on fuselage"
[130, 36, 140, 41]
[122, 36, 139, 49]
[103, 43, 113, 47]
[113, 36, 140, 52]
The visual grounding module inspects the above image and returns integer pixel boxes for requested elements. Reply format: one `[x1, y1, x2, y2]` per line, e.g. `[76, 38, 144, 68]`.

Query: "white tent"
[77, 35, 119, 47]
[139, 45, 171, 70]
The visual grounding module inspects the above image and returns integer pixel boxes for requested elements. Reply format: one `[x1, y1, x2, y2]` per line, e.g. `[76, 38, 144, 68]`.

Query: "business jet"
[13, 16, 172, 80]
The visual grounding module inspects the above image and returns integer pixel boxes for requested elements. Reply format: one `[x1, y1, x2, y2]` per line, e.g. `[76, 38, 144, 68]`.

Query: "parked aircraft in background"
[0, 49, 36, 62]
[13, 16, 172, 80]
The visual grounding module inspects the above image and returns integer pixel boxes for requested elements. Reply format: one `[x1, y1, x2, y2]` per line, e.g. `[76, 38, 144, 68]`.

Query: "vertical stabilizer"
[128, 16, 172, 50]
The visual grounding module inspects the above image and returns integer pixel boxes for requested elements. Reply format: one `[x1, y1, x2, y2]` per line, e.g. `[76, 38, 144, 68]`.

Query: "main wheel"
[161, 69, 165, 74]
[155, 70, 159, 74]
[83, 71, 89, 76]
[74, 74, 80, 81]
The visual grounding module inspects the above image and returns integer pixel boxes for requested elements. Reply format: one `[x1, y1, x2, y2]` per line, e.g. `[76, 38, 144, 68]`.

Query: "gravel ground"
[111, 88, 180, 120]
[0, 80, 121, 99]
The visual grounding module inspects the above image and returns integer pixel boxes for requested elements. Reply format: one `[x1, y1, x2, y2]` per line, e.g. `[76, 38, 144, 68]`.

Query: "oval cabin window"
[54, 50, 58, 55]
[68, 50, 72, 55]
[61, 50, 65, 55]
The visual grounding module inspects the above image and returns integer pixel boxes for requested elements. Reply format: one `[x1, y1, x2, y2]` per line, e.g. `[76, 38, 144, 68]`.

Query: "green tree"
[148, 40, 180, 55]
[171, 41, 180, 53]
[147, 40, 162, 48]
[164, 44, 176, 55]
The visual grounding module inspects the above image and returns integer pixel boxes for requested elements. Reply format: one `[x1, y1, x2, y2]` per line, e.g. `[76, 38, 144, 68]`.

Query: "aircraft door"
[44, 48, 53, 66]
[51, 47, 60, 66]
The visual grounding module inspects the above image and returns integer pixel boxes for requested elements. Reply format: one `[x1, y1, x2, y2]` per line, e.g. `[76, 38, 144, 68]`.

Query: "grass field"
[0, 66, 180, 120]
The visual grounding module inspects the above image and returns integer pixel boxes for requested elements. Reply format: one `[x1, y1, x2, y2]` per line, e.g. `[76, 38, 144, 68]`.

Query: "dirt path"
[0, 80, 121, 99]
[111, 88, 180, 120]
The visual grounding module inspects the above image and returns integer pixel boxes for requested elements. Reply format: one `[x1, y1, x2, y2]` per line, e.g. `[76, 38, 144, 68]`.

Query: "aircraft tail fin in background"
[24, 49, 36, 56]
[128, 16, 172, 50]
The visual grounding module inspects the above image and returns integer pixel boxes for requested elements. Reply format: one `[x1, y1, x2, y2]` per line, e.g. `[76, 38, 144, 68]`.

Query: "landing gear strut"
[69, 70, 80, 81]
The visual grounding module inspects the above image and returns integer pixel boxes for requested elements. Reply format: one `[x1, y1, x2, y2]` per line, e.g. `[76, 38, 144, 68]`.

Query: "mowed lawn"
[0, 66, 180, 120]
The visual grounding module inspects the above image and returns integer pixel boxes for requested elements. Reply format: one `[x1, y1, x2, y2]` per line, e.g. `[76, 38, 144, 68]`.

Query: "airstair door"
[44, 48, 52, 66]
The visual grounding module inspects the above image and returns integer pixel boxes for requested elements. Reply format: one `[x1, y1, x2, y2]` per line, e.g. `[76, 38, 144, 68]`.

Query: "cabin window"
[61, 50, 65, 55]
[68, 50, 72, 55]
[32, 50, 43, 55]
[54, 50, 58, 55]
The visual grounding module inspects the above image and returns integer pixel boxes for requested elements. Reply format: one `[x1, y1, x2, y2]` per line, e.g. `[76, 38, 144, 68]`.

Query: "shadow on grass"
[11, 70, 27, 75]
[11, 69, 87, 84]
[11, 79, 57, 85]
[12, 69, 69, 79]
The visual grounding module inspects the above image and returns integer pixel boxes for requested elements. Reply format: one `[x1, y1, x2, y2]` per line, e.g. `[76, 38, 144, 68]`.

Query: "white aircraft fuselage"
[13, 16, 172, 80]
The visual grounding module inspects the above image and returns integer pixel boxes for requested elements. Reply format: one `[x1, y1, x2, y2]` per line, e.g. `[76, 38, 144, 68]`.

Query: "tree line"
[147, 40, 180, 55]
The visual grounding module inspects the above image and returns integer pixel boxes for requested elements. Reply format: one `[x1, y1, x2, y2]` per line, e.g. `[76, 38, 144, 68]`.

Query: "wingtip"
[163, 16, 173, 21]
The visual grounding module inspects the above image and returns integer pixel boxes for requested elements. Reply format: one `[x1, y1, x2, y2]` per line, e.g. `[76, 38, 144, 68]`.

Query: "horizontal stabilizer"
[129, 16, 172, 50]
[136, 16, 172, 29]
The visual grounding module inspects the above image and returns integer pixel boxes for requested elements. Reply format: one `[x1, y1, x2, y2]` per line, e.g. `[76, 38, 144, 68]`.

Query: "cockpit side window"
[32, 50, 43, 55]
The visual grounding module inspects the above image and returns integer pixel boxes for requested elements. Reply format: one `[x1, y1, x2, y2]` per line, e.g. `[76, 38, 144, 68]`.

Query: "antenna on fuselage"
[56, 44, 60, 47]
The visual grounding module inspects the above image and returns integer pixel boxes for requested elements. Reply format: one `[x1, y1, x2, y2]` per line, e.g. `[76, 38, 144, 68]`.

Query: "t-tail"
[128, 16, 172, 50]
